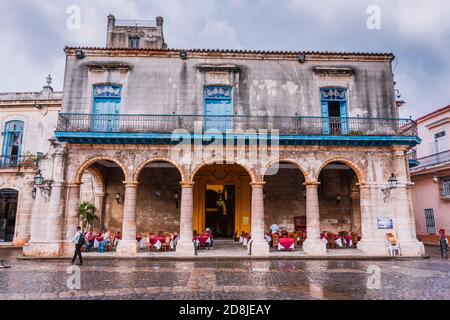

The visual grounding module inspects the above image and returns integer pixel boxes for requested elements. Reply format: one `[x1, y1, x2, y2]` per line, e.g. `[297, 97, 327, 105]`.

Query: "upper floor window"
[429, 130, 448, 155]
[128, 37, 140, 49]
[92, 85, 122, 132]
[204, 86, 233, 131]
[320, 88, 348, 135]
[1, 120, 24, 166]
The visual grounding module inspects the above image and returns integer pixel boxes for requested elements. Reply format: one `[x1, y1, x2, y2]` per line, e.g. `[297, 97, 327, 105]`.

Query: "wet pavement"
[0, 246, 449, 300]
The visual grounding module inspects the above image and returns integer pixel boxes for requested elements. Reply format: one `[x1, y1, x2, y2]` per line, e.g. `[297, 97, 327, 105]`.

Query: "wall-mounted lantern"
[381, 173, 399, 202]
[33, 169, 52, 202]
[180, 51, 188, 60]
[433, 174, 439, 184]
[335, 194, 342, 205]
[115, 193, 121, 204]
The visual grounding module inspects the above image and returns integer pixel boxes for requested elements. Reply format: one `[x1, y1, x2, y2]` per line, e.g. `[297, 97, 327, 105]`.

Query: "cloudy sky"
[0, 0, 449, 119]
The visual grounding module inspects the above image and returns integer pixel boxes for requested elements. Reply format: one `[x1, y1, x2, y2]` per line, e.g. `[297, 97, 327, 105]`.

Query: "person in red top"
[84, 228, 95, 252]
[439, 229, 448, 259]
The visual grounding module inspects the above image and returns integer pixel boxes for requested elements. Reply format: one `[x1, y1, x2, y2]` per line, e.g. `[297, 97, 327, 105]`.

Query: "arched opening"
[134, 160, 182, 242]
[0, 189, 19, 242]
[75, 159, 126, 234]
[192, 163, 253, 240]
[317, 161, 362, 249]
[263, 161, 307, 251]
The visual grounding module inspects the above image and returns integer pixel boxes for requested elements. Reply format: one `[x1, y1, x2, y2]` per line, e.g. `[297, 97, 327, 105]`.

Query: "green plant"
[78, 202, 97, 231]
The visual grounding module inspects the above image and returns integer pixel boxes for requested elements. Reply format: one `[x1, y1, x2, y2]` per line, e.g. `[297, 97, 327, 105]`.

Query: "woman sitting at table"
[136, 232, 145, 249]
[98, 229, 110, 252]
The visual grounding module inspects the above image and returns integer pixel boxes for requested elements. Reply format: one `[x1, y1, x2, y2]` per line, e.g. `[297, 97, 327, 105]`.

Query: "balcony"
[412, 150, 450, 171]
[55, 113, 420, 147]
[0, 155, 38, 169]
[407, 149, 420, 168]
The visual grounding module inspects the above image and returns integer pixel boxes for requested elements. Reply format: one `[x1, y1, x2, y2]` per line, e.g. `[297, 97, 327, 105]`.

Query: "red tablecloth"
[150, 237, 166, 246]
[193, 235, 210, 246]
[278, 237, 295, 251]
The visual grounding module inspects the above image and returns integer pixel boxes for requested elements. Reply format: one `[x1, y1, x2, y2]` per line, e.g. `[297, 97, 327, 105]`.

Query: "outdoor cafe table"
[278, 237, 295, 251]
[193, 235, 211, 247]
[149, 237, 166, 250]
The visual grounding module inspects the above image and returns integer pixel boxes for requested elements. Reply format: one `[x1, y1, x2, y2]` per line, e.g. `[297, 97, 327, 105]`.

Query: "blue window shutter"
[321, 101, 330, 134]
[340, 101, 349, 134]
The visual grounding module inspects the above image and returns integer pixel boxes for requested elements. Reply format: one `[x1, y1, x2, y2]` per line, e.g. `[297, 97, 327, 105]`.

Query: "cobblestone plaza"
[1, 246, 448, 300]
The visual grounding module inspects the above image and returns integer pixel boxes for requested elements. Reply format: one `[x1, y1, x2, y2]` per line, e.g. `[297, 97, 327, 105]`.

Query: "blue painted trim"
[55, 131, 421, 147]
[408, 159, 420, 168]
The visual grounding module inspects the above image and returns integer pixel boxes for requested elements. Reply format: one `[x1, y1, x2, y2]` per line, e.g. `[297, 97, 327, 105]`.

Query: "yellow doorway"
[192, 164, 251, 237]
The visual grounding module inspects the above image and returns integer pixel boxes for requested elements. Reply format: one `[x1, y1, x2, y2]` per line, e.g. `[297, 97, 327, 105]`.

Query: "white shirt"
[270, 224, 280, 234]
[71, 231, 82, 244]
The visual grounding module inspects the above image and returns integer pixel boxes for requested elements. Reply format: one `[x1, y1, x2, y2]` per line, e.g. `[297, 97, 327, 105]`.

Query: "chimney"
[106, 14, 116, 47]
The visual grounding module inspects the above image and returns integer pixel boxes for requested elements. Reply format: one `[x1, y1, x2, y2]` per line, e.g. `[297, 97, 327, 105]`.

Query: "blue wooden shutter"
[321, 101, 330, 134]
[340, 101, 349, 134]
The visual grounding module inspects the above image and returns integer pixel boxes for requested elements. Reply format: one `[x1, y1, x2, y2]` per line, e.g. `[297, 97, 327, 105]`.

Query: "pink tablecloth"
[150, 237, 166, 246]
[193, 236, 210, 246]
[278, 237, 295, 251]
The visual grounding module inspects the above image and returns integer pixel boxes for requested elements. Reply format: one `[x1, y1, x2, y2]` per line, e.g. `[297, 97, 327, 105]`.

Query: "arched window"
[92, 85, 122, 132]
[1, 121, 24, 167]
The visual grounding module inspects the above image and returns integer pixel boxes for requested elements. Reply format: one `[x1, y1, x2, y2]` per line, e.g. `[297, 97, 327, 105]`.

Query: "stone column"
[93, 191, 105, 230]
[354, 184, 388, 256]
[43, 147, 67, 256]
[302, 182, 327, 256]
[62, 182, 81, 255]
[250, 182, 269, 256]
[175, 182, 195, 256]
[116, 182, 139, 256]
[14, 182, 35, 246]
[392, 149, 425, 256]
[350, 189, 361, 235]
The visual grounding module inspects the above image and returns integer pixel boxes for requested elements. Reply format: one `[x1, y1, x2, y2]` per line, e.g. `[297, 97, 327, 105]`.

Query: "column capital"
[303, 181, 320, 188]
[123, 181, 139, 188]
[250, 182, 266, 188]
[180, 181, 195, 189]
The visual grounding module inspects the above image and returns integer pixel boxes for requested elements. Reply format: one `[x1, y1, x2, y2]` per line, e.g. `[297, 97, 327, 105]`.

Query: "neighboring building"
[0, 76, 61, 246]
[409, 105, 450, 242]
[23, 16, 424, 257]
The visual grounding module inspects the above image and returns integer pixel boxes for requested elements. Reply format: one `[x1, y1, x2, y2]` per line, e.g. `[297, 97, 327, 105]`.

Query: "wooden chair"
[272, 234, 279, 247]
[162, 236, 171, 252]
[327, 232, 336, 249]
[386, 233, 401, 256]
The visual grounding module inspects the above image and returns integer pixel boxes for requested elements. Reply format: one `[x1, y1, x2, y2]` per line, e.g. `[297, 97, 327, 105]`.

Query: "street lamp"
[382, 173, 399, 202]
[335, 194, 342, 205]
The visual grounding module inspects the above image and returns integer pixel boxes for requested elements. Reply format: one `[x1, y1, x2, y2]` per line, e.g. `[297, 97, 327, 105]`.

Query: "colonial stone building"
[0, 77, 61, 246]
[22, 16, 424, 257]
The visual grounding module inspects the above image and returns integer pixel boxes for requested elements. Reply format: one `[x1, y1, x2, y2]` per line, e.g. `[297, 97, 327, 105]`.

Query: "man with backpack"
[71, 226, 84, 265]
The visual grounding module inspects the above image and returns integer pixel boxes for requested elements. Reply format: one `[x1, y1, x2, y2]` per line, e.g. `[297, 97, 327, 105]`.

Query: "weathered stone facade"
[19, 17, 424, 258]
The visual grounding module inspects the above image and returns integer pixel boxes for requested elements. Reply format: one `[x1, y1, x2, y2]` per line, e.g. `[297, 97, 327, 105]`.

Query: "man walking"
[439, 228, 448, 259]
[71, 226, 84, 265]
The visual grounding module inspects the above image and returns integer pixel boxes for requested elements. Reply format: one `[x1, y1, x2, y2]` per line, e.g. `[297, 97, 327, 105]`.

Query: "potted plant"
[78, 202, 97, 231]
[21, 151, 38, 168]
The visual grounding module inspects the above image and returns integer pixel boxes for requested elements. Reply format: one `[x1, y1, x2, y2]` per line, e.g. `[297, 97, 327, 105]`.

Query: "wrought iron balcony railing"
[0, 155, 38, 169]
[56, 113, 418, 137]
[412, 150, 450, 170]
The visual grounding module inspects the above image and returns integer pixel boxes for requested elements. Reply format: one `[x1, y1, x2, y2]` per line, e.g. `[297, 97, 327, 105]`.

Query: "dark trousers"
[440, 239, 448, 259]
[72, 244, 83, 264]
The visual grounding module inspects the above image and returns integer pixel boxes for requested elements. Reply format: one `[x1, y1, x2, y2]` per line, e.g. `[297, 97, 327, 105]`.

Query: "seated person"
[335, 234, 344, 247]
[84, 228, 95, 252]
[270, 223, 280, 234]
[136, 232, 145, 249]
[98, 229, 110, 252]
[203, 228, 214, 249]
[114, 231, 122, 246]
